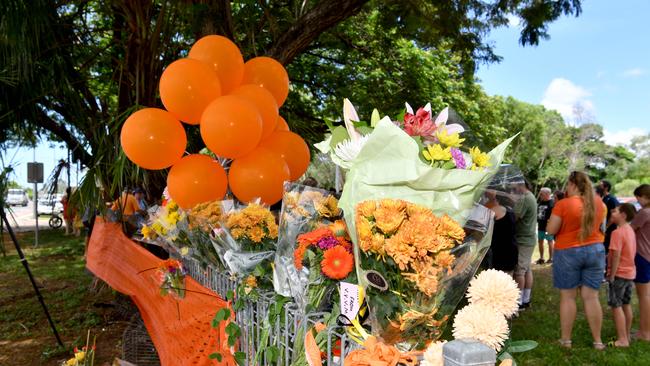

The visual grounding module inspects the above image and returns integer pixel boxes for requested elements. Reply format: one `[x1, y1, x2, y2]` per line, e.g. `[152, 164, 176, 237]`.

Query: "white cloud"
[541, 78, 595, 123]
[603, 127, 647, 146]
[622, 67, 646, 78]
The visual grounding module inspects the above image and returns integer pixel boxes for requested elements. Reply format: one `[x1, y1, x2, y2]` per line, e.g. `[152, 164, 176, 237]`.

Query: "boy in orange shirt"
[607, 203, 638, 347]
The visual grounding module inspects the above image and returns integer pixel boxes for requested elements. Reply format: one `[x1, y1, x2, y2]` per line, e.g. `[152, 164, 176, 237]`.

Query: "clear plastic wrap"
[272, 182, 343, 310]
[481, 164, 527, 211]
[211, 200, 278, 279]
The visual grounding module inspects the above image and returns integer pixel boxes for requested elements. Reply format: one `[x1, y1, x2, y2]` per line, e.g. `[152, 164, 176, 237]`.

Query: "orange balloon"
[242, 57, 289, 106]
[228, 147, 290, 205]
[167, 154, 228, 209]
[159, 58, 221, 125]
[200, 95, 263, 159]
[275, 116, 290, 132]
[188, 35, 244, 94]
[231, 85, 278, 140]
[120, 108, 186, 170]
[259, 132, 310, 181]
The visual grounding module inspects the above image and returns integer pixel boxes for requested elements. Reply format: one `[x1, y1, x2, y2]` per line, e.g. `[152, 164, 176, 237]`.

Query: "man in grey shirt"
[514, 181, 538, 309]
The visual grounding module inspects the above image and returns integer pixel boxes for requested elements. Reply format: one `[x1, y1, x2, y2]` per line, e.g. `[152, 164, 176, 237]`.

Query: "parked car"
[6, 188, 29, 206]
[37, 195, 64, 215]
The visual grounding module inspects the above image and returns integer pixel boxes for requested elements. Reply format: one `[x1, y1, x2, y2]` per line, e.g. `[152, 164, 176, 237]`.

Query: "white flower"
[452, 303, 509, 352]
[421, 341, 446, 366]
[466, 269, 520, 318]
[333, 135, 369, 164]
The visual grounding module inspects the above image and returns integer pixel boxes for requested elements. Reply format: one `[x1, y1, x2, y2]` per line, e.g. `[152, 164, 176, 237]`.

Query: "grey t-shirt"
[515, 191, 538, 246]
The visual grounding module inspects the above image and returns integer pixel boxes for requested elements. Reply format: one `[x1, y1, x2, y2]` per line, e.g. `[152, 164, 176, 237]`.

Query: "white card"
[340, 281, 361, 321]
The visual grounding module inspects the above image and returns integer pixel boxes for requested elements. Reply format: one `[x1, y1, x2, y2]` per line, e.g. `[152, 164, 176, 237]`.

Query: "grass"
[510, 255, 650, 365]
[0, 229, 126, 365]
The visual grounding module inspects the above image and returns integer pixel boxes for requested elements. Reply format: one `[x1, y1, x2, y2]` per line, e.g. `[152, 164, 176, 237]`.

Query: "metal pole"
[33, 148, 39, 247]
[0, 206, 63, 346]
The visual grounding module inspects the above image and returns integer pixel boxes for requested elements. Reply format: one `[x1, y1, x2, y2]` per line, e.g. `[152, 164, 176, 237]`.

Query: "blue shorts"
[538, 230, 554, 241]
[635, 254, 650, 284]
[553, 243, 605, 290]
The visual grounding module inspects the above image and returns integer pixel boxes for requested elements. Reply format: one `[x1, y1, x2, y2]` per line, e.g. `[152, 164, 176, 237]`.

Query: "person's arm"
[546, 214, 562, 235]
[609, 249, 622, 282]
[631, 210, 648, 232]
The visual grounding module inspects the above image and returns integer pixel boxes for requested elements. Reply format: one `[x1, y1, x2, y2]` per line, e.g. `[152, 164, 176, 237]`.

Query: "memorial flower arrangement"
[141, 200, 188, 245]
[224, 202, 278, 251]
[353, 199, 465, 343]
[61, 331, 96, 366]
[157, 258, 186, 299]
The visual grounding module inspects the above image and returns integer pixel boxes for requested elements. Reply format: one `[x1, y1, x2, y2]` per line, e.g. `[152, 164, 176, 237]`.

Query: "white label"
[340, 282, 361, 321]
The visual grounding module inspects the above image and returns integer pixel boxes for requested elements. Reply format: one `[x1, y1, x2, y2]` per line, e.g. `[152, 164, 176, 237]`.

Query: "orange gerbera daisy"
[294, 241, 311, 270]
[321, 246, 354, 280]
[297, 227, 332, 246]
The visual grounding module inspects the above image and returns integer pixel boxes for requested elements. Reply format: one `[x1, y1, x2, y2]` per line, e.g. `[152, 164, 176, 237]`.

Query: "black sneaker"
[546, 259, 553, 264]
[536, 258, 545, 265]
[519, 302, 531, 310]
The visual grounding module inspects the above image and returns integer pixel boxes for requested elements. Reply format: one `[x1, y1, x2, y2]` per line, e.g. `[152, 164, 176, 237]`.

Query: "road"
[4, 200, 58, 232]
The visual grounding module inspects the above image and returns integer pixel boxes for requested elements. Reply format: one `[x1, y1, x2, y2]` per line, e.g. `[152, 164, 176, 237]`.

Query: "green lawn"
[0, 229, 125, 365]
[510, 261, 650, 365]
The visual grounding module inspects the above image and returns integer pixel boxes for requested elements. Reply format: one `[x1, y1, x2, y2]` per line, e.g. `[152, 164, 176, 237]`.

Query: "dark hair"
[634, 184, 650, 200]
[595, 186, 605, 197]
[569, 171, 595, 242]
[601, 180, 612, 192]
[554, 190, 565, 201]
[617, 203, 637, 222]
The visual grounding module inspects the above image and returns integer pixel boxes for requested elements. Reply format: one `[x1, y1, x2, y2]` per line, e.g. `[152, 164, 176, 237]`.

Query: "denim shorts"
[553, 243, 606, 290]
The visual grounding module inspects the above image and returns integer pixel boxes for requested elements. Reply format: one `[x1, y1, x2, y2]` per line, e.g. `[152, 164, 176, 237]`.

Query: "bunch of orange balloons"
[120, 35, 310, 208]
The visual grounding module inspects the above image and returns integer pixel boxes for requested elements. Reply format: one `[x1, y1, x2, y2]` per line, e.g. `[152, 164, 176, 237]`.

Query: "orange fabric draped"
[86, 219, 234, 366]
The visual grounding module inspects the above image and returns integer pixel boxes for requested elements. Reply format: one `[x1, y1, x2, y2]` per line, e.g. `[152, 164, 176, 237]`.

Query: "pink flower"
[403, 107, 436, 137]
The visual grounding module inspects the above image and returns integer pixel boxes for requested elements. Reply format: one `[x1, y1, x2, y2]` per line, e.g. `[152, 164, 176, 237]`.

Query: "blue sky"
[477, 0, 649, 145]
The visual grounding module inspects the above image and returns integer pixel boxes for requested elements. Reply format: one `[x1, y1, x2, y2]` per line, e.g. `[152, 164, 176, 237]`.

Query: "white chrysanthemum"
[421, 341, 446, 366]
[452, 303, 509, 352]
[333, 135, 369, 163]
[467, 269, 520, 318]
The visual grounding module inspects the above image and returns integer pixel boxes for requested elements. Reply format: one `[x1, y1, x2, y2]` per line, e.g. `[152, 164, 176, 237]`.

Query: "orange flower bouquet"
[352, 198, 469, 347]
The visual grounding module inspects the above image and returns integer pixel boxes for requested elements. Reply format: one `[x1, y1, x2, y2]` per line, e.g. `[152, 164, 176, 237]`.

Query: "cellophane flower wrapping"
[338, 119, 510, 348]
[183, 199, 234, 270]
[212, 201, 278, 286]
[273, 182, 345, 311]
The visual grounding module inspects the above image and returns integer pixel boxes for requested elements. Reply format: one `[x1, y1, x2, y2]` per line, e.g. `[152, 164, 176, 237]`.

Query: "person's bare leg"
[538, 238, 545, 262]
[548, 239, 554, 261]
[560, 289, 577, 342]
[623, 304, 633, 342]
[611, 306, 630, 346]
[581, 286, 603, 347]
[636, 283, 650, 340]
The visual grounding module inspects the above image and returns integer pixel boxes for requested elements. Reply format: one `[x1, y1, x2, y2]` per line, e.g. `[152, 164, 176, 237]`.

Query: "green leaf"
[497, 351, 513, 361]
[266, 346, 280, 362]
[253, 264, 265, 277]
[506, 340, 538, 353]
[370, 109, 381, 127]
[213, 308, 229, 323]
[357, 126, 374, 135]
[208, 353, 222, 361]
[234, 352, 247, 366]
[225, 322, 241, 338]
[329, 126, 350, 149]
[226, 290, 235, 302]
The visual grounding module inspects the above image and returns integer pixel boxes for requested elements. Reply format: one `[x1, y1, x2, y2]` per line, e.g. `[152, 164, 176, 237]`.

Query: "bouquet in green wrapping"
[317, 99, 514, 349]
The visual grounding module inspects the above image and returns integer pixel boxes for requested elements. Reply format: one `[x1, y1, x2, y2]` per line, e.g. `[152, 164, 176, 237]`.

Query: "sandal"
[593, 342, 606, 350]
[558, 339, 572, 349]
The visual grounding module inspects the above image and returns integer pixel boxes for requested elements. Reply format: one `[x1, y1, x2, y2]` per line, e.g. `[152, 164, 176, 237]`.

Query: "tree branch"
[34, 108, 93, 167]
[268, 0, 369, 64]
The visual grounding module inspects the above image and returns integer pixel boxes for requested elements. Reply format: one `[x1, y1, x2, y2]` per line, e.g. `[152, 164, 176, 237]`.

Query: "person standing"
[606, 203, 637, 347]
[546, 171, 606, 350]
[536, 187, 555, 264]
[514, 180, 538, 309]
[632, 184, 650, 341]
[61, 187, 74, 235]
[485, 190, 518, 274]
[600, 180, 620, 252]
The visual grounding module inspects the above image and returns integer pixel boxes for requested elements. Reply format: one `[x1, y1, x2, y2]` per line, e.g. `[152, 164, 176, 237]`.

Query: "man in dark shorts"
[536, 187, 554, 264]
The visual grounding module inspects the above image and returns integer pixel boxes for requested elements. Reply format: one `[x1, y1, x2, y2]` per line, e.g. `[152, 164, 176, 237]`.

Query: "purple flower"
[316, 235, 339, 250]
[451, 148, 466, 169]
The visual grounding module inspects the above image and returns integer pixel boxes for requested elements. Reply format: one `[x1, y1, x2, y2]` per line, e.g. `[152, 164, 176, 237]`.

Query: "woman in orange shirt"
[547, 171, 606, 350]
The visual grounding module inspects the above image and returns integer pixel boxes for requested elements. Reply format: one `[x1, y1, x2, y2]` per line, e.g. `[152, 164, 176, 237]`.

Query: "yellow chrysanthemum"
[357, 200, 377, 218]
[315, 195, 341, 218]
[141, 225, 156, 240]
[436, 129, 465, 148]
[66, 358, 78, 366]
[74, 351, 85, 361]
[374, 200, 406, 235]
[423, 144, 452, 162]
[469, 147, 491, 170]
